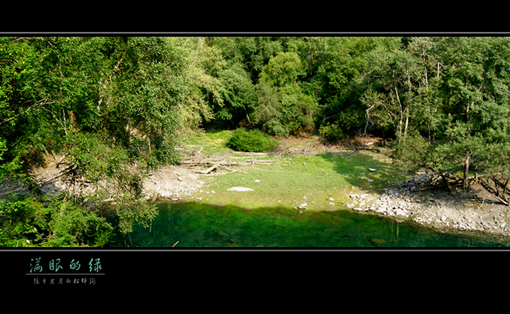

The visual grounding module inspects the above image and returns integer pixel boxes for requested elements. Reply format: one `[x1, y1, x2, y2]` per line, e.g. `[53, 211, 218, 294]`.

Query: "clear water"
[112, 202, 507, 248]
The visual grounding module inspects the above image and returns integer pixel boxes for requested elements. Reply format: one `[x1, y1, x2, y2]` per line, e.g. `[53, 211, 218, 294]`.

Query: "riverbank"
[3, 133, 509, 245]
[346, 174, 510, 243]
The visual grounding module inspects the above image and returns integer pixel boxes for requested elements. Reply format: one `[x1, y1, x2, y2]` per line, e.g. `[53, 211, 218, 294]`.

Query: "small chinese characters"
[32, 277, 97, 285]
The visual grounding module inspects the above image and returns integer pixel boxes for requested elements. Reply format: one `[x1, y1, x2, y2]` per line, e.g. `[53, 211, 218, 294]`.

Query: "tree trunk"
[463, 154, 470, 190]
[404, 105, 409, 143]
[395, 87, 404, 143]
[442, 174, 453, 193]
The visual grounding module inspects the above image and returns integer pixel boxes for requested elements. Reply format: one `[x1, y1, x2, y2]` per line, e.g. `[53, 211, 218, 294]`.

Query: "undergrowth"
[226, 128, 277, 152]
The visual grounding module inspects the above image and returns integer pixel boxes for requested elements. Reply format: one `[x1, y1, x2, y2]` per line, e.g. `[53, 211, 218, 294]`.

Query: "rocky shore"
[345, 174, 510, 242]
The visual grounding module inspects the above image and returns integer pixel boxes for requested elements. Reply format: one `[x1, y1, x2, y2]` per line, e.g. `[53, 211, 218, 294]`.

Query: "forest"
[1, 36, 509, 247]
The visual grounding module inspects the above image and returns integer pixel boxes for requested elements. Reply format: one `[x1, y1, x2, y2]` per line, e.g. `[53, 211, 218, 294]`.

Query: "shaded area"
[110, 201, 504, 248]
[319, 151, 405, 193]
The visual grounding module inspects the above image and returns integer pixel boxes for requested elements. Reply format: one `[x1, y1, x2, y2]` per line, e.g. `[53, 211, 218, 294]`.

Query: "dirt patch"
[0, 159, 207, 203]
[142, 165, 206, 201]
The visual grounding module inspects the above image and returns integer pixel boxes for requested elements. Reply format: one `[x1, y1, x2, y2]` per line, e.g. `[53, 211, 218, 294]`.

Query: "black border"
[2, 25, 510, 290]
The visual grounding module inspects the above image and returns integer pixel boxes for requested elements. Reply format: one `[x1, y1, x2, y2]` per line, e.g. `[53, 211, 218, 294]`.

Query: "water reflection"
[112, 201, 506, 248]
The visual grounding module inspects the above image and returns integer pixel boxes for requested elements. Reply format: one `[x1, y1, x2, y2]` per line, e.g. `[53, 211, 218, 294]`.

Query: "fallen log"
[232, 151, 269, 156]
[183, 160, 272, 166]
[199, 162, 222, 174]
[479, 177, 509, 206]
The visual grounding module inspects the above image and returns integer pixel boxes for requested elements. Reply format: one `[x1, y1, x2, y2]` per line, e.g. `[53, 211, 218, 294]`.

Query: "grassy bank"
[181, 130, 409, 211]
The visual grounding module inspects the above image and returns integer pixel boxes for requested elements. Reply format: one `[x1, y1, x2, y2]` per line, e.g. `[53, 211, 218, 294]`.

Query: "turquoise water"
[112, 202, 507, 248]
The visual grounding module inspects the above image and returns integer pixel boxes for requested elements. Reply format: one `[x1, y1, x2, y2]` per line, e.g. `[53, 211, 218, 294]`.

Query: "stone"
[369, 168, 377, 172]
[328, 198, 334, 201]
[227, 187, 254, 191]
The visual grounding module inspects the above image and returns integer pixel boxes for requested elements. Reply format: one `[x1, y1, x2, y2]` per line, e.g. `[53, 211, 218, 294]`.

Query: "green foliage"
[391, 129, 430, 171]
[226, 128, 277, 152]
[260, 52, 305, 87]
[252, 82, 287, 136]
[319, 122, 344, 143]
[0, 195, 114, 247]
[214, 62, 257, 125]
[115, 200, 158, 234]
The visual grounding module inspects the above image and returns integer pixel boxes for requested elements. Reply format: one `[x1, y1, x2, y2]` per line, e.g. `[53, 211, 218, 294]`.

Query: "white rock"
[255, 179, 260, 182]
[369, 168, 377, 172]
[329, 202, 335, 205]
[227, 187, 254, 192]
[328, 198, 334, 201]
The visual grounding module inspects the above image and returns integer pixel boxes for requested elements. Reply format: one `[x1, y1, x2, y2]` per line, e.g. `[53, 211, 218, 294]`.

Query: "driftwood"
[477, 174, 510, 206]
[182, 159, 272, 166]
[199, 162, 221, 174]
[182, 155, 272, 175]
[232, 151, 269, 156]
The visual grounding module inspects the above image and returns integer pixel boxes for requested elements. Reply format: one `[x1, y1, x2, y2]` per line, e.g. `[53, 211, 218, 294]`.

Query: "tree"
[0, 36, 195, 246]
[423, 37, 510, 189]
[259, 51, 305, 87]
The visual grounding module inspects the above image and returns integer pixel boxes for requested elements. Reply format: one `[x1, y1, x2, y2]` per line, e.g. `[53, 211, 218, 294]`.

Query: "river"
[111, 201, 507, 248]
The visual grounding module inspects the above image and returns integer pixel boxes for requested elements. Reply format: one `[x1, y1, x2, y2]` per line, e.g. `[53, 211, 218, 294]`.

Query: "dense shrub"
[226, 128, 277, 152]
[319, 123, 344, 143]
